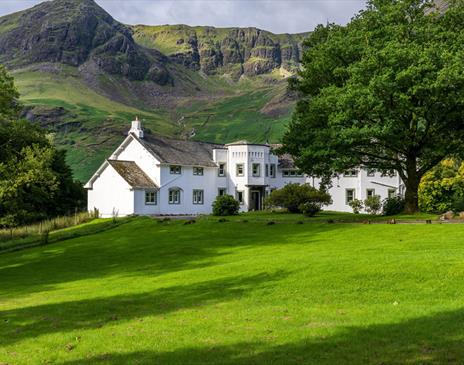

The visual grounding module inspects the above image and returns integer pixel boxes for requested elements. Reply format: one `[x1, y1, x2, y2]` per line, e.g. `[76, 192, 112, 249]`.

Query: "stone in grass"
[266, 221, 276, 225]
[440, 211, 454, 220]
[296, 221, 304, 225]
[218, 218, 228, 223]
[183, 219, 196, 225]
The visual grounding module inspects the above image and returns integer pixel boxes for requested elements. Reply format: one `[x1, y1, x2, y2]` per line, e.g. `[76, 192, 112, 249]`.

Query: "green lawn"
[1, 212, 464, 364]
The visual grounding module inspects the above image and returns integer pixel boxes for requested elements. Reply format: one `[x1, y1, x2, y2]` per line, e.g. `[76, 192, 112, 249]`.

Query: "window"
[270, 164, 276, 178]
[366, 189, 375, 199]
[367, 168, 376, 177]
[346, 189, 355, 205]
[283, 170, 304, 177]
[145, 191, 157, 205]
[382, 170, 397, 177]
[252, 163, 261, 177]
[388, 188, 396, 199]
[218, 188, 227, 196]
[236, 191, 244, 204]
[265, 164, 269, 177]
[218, 163, 226, 177]
[168, 188, 181, 204]
[193, 189, 204, 204]
[170, 165, 181, 174]
[236, 163, 244, 176]
[344, 169, 358, 177]
[193, 167, 204, 176]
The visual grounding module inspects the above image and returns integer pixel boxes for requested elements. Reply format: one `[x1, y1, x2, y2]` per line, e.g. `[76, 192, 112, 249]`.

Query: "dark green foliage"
[265, 183, 331, 213]
[283, 0, 464, 213]
[212, 195, 240, 216]
[452, 195, 464, 213]
[0, 65, 20, 121]
[298, 202, 321, 217]
[382, 197, 406, 216]
[364, 196, 382, 216]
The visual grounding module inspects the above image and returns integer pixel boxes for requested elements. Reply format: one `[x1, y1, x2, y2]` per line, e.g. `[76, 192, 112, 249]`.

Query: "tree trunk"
[404, 159, 421, 214]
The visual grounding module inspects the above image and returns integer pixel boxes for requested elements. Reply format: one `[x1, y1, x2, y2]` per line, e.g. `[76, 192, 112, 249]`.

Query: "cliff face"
[0, 0, 171, 84]
[132, 25, 309, 78]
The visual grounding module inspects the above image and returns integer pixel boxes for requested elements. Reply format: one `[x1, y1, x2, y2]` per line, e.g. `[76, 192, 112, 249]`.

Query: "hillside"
[0, 0, 309, 181]
[1, 213, 464, 364]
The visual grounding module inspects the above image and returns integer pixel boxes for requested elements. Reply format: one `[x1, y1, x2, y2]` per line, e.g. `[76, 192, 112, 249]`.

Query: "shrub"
[382, 196, 405, 216]
[212, 195, 240, 216]
[364, 196, 381, 215]
[452, 194, 464, 213]
[299, 202, 321, 217]
[265, 183, 331, 213]
[348, 199, 363, 214]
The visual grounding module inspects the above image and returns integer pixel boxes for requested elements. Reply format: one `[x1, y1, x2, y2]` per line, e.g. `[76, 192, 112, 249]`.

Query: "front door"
[250, 190, 261, 211]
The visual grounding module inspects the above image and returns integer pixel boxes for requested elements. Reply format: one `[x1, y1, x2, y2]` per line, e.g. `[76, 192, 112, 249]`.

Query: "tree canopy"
[0, 65, 85, 227]
[282, 0, 464, 213]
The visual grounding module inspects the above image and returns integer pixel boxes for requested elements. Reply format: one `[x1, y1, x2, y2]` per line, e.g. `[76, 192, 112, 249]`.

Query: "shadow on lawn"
[1, 271, 289, 346]
[56, 308, 464, 365]
[0, 218, 341, 298]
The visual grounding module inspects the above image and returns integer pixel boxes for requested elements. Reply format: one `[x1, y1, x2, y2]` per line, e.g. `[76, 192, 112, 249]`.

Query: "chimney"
[129, 116, 144, 138]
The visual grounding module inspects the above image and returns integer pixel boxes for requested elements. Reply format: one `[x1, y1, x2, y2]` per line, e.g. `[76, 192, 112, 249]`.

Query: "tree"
[0, 66, 85, 226]
[418, 158, 464, 212]
[212, 195, 240, 216]
[282, 0, 464, 213]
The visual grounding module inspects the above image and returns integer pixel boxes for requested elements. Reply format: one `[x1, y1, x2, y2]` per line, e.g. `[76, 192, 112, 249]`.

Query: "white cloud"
[0, 0, 367, 33]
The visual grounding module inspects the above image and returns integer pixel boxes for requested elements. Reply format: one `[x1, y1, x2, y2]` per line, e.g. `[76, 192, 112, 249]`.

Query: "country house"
[85, 118, 404, 216]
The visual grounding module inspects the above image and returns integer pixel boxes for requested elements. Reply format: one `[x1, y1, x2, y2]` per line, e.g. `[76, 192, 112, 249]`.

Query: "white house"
[85, 118, 404, 216]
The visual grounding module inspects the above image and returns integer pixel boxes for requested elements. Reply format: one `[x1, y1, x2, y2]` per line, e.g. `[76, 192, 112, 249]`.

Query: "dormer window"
[193, 167, 204, 176]
[170, 165, 181, 174]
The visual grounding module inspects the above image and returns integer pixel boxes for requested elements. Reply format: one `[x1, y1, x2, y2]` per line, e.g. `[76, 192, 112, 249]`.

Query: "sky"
[0, 0, 367, 34]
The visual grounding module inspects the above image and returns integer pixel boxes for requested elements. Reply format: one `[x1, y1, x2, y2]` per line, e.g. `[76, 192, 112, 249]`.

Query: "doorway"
[250, 190, 261, 211]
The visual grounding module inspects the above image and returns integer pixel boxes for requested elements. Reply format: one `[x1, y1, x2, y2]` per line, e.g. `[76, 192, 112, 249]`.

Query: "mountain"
[0, 0, 310, 181]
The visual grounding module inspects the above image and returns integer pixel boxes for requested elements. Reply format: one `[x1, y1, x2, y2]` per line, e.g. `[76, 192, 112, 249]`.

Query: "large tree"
[282, 0, 464, 213]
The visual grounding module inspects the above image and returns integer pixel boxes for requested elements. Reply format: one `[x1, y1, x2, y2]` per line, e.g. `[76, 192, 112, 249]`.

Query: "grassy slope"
[13, 65, 291, 181]
[1, 212, 464, 364]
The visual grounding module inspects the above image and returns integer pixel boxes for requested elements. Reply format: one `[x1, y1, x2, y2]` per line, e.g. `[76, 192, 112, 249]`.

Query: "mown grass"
[1, 211, 463, 364]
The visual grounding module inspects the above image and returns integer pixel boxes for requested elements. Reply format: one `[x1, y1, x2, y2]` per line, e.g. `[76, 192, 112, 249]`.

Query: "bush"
[452, 194, 464, 212]
[212, 195, 240, 216]
[364, 196, 381, 215]
[348, 199, 363, 214]
[265, 183, 331, 213]
[382, 196, 405, 216]
[299, 202, 321, 217]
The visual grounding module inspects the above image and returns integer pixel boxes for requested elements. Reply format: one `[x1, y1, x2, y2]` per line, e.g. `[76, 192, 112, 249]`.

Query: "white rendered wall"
[87, 164, 135, 217]
[134, 189, 160, 215]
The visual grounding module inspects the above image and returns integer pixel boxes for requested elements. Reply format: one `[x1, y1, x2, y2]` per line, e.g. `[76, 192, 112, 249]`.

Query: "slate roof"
[108, 160, 158, 189]
[134, 133, 224, 167]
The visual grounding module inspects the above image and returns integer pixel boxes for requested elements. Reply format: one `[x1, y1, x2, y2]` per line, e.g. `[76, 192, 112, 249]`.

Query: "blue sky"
[0, 0, 367, 34]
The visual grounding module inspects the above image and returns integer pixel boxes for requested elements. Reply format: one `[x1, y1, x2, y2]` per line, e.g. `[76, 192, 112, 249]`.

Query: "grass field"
[2, 212, 463, 364]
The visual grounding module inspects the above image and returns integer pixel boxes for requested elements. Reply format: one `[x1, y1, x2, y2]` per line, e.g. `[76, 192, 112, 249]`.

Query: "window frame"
[252, 163, 261, 177]
[169, 165, 182, 175]
[343, 169, 358, 177]
[218, 188, 227, 196]
[265, 164, 269, 177]
[145, 190, 157, 205]
[366, 189, 375, 199]
[192, 189, 204, 205]
[168, 188, 181, 204]
[218, 163, 226, 177]
[236, 163, 244, 177]
[367, 168, 376, 177]
[346, 189, 355, 205]
[388, 188, 397, 199]
[236, 190, 244, 205]
[193, 166, 204, 176]
[270, 164, 276, 178]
